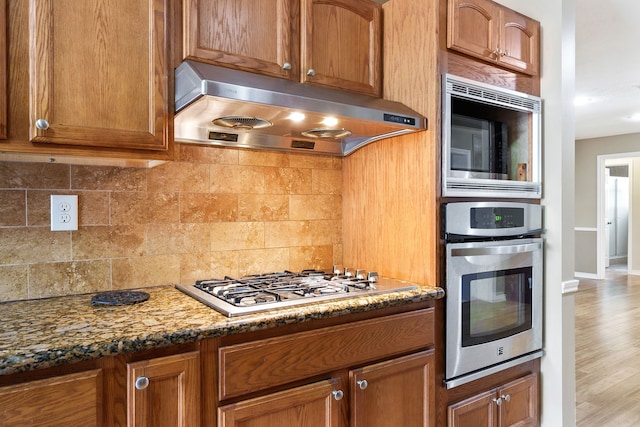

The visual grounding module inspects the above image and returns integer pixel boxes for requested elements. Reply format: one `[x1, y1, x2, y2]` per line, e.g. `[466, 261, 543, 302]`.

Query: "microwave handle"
[451, 242, 541, 257]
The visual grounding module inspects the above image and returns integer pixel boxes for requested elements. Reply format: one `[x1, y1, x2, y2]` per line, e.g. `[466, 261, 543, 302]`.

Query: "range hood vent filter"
[212, 116, 273, 130]
[174, 60, 427, 156]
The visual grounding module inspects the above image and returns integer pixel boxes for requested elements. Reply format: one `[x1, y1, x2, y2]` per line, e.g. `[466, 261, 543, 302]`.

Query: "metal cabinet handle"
[35, 119, 49, 130]
[492, 397, 502, 406]
[332, 389, 344, 401]
[307, 68, 316, 77]
[451, 242, 541, 257]
[282, 62, 292, 70]
[501, 394, 511, 402]
[357, 379, 368, 390]
[135, 376, 149, 390]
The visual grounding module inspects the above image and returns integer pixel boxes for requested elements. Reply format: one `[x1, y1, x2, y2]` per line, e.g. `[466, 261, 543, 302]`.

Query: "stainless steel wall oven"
[443, 201, 543, 389]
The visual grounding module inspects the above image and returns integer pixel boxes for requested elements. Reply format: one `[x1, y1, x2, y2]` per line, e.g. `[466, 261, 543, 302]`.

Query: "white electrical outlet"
[51, 195, 78, 231]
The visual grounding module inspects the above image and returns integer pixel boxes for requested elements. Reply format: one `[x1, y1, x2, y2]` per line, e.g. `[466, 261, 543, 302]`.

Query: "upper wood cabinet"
[183, 0, 382, 96]
[0, 0, 6, 139]
[27, 0, 173, 155]
[447, 0, 539, 76]
[0, 369, 103, 426]
[127, 351, 201, 427]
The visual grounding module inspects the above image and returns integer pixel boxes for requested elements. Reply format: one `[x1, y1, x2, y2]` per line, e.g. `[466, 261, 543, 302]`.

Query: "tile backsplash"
[0, 144, 343, 302]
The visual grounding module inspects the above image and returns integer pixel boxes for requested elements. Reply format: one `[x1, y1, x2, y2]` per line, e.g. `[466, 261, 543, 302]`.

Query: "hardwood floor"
[576, 267, 640, 426]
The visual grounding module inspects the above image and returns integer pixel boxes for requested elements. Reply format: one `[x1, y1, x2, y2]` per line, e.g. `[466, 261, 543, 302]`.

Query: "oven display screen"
[470, 207, 525, 229]
[461, 267, 533, 347]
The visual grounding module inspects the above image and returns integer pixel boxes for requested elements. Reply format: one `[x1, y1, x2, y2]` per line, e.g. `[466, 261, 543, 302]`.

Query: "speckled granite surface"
[0, 284, 444, 376]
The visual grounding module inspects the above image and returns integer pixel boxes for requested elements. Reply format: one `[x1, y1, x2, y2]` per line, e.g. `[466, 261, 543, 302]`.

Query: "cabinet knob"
[35, 119, 50, 130]
[357, 379, 368, 390]
[135, 376, 150, 390]
[282, 62, 292, 70]
[306, 68, 316, 77]
[332, 389, 344, 401]
[492, 397, 502, 406]
[501, 394, 511, 402]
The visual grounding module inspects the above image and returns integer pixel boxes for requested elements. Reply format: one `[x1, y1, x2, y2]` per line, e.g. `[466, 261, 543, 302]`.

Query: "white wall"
[495, 1, 576, 425]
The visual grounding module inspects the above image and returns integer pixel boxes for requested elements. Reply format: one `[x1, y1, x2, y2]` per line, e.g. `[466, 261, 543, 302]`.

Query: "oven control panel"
[444, 201, 542, 239]
[470, 207, 525, 229]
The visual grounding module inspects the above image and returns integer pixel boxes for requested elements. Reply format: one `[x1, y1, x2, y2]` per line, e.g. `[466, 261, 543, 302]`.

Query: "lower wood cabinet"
[127, 351, 201, 427]
[448, 373, 538, 427]
[0, 369, 103, 426]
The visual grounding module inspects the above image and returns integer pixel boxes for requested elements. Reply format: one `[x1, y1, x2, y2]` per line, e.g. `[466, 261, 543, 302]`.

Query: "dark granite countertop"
[0, 283, 444, 376]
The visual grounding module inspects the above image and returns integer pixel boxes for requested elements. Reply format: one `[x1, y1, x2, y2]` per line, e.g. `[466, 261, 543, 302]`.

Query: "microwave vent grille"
[445, 181, 541, 198]
[447, 80, 541, 113]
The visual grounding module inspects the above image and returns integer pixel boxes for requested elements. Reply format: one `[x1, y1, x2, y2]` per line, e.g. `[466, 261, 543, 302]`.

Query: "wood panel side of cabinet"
[0, 369, 103, 427]
[0, 0, 6, 139]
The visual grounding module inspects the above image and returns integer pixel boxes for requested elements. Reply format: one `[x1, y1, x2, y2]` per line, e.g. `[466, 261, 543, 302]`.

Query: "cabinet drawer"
[219, 308, 434, 399]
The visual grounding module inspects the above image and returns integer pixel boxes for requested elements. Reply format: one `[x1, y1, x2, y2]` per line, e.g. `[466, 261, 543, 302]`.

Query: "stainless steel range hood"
[174, 60, 427, 156]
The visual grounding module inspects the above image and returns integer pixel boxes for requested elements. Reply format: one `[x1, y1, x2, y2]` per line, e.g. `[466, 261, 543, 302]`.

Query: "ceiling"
[575, 0, 640, 140]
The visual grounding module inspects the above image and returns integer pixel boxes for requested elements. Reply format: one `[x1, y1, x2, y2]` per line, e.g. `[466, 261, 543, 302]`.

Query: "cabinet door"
[0, 0, 6, 139]
[0, 369, 103, 426]
[183, 0, 299, 80]
[447, 389, 496, 427]
[351, 350, 435, 427]
[447, 0, 499, 63]
[497, 373, 538, 427]
[127, 351, 200, 427]
[498, 8, 540, 76]
[301, 0, 382, 96]
[28, 0, 171, 153]
[218, 378, 342, 427]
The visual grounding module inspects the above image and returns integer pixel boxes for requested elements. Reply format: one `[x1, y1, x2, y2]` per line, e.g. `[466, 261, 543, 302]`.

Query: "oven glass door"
[461, 266, 532, 347]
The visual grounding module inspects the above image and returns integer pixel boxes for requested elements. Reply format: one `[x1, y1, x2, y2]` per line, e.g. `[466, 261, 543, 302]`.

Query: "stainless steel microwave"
[442, 74, 542, 199]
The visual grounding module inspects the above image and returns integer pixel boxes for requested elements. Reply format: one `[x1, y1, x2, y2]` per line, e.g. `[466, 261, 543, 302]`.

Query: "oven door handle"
[450, 242, 541, 257]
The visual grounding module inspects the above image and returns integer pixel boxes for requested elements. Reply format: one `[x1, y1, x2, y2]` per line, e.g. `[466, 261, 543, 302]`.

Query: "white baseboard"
[574, 272, 598, 279]
[561, 279, 580, 294]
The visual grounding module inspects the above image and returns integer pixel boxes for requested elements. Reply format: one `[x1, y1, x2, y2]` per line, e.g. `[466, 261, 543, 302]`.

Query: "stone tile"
[312, 169, 342, 194]
[0, 265, 28, 301]
[147, 161, 209, 193]
[29, 260, 111, 299]
[264, 221, 313, 248]
[71, 165, 146, 191]
[210, 164, 266, 194]
[264, 167, 312, 194]
[0, 190, 26, 226]
[210, 222, 264, 251]
[289, 195, 335, 220]
[178, 143, 239, 164]
[146, 223, 211, 255]
[0, 227, 71, 264]
[179, 252, 239, 284]
[73, 225, 146, 259]
[238, 194, 288, 221]
[309, 220, 342, 245]
[111, 192, 180, 224]
[289, 245, 334, 272]
[0, 162, 70, 190]
[27, 190, 110, 227]
[112, 255, 181, 289]
[180, 193, 238, 223]
[236, 248, 290, 276]
[238, 150, 289, 167]
[288, 154, 342, 170]
[333, 244, 343, 266]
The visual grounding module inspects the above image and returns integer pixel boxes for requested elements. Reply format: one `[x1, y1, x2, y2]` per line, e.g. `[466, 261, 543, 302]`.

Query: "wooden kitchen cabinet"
[447, 0, 539, 76]
[219, 378, 342, 427]
[351, 350, 435, 427]
[183, 0, 381, 96]
[15, 0, 174, 160]
[0, 369, 103, 426]
[127, 351, 201, 427]
[0, 0, 6, 140]
[448, 373, 538, 427]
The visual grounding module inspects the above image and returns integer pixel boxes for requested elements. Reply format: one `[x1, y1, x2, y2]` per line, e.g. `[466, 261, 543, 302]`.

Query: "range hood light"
[287, 112, 306, 122]
[321, 117, 339, 127]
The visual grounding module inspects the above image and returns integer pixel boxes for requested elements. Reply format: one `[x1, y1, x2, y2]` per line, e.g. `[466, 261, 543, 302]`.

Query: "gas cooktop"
[176, 267, 418, 317]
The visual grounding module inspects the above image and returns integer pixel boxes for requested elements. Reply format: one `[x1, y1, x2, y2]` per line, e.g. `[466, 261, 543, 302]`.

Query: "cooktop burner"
[176, 267, 418, 317]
